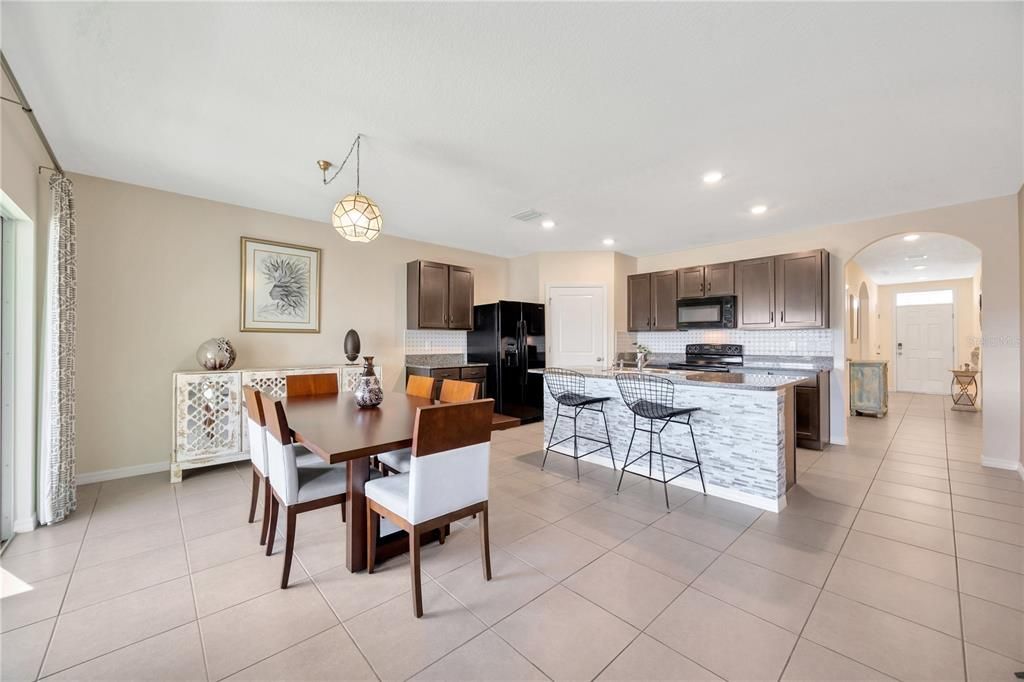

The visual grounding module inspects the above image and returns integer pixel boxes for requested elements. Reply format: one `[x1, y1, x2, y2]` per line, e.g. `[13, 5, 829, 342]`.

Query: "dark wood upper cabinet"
[407, 260, 474, 330]
[627, 273, 653, 331]
[736, 257, 776, 329]
[627, 249, 828, 332]
[704, 262, 735, 296]
[677, 266, 705, 299]
[776, 250, 829, 328]
[651, 270, 677, 330]
[447, 266, 474, 330]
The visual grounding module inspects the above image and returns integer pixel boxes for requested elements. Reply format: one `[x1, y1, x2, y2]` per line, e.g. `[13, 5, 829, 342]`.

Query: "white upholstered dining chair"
[243, 386, 334, 546]
[377, 378, 480, 475]
[258, 392, 350, 589]
[365, 398, 494, 617]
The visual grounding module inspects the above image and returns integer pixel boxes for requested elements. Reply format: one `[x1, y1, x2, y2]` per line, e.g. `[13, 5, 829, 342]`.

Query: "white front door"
[548, 286, 607, 369]
[896, 303, 954, 394]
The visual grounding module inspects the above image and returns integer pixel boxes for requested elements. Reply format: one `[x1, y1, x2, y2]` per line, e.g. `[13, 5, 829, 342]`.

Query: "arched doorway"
[844, 232, 982, 404]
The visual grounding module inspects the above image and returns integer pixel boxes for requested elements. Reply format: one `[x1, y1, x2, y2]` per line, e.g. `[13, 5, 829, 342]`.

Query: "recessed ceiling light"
[904, 255, 928, 261]
[702, 170, 723, 184]
[903, 234, 920, 242]
[913, 265, 927, 270]
[750, 205, 768, 215]
[602, 238, 615, 246]
[540, 219, 556, 229]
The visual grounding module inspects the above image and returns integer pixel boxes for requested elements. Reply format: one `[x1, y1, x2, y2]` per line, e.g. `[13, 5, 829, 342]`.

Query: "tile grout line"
[33, 483, 101, 681]
[174, 480, 212, 682]
[945, 400, 970, 682]
[773, 397, 912, 682]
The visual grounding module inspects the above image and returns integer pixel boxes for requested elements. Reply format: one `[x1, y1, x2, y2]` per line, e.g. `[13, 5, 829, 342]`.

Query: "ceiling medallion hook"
[317, 134, 381, 243]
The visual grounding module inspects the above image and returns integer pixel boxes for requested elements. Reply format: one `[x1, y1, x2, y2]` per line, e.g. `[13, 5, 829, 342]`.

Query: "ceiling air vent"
[511, 209, 544, 222]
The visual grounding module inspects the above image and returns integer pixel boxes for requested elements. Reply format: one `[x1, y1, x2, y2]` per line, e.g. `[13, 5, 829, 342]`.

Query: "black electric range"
[668, 344, 744, 373]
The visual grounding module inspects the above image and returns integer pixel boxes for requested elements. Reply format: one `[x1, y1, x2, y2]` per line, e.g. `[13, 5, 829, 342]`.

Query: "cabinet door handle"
[770, 311, 774, 324]
[780, 310, 785, 323]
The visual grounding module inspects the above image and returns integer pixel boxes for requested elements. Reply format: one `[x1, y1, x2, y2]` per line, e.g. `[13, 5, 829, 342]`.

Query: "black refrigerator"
[467, 301, 545, 423]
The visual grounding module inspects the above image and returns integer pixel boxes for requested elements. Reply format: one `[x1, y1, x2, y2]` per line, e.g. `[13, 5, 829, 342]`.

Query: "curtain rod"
[1, 51, 63, 174]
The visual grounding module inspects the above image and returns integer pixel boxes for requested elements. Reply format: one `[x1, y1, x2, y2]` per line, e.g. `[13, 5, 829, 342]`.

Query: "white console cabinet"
[171, 364, 381, 482]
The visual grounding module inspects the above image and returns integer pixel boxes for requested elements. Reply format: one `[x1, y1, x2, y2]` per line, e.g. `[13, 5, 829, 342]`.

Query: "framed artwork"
[240, 237, 321, 333]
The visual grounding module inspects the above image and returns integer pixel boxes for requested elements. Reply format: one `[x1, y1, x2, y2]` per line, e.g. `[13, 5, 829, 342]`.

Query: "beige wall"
[843, 259, 879, 363]
[874, 277, 980, 388]
[71, 174, 509, 475]
[638, 196, 1021, 468]
[1019, 184, 1023, 469]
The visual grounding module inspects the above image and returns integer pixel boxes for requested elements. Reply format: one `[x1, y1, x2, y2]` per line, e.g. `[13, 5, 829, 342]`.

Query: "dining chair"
[405, 375, 435, 399]
[259, 392, 349, 588]
[378, 377, 479, 475]
[285, 372, 339, 397]
[439, 378, 480, 403]
[366, 399, 495, 617]
[242, 386, 334, 546]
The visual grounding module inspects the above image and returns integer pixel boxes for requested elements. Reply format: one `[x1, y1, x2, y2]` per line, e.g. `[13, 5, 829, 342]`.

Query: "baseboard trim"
[76, 461, 169, 485]
[979, 456, 1020, 473]
[13, 513, 37, 533]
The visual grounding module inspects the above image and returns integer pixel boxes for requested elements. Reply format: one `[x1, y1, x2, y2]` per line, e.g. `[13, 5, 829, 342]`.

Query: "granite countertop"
[405, 353, 488, 370]
[529, 366, 808, 391]
[742, 355, 834, 371]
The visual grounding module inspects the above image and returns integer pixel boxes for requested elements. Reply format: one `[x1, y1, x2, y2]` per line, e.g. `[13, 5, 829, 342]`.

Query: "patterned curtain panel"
[39, 173, 78, 525]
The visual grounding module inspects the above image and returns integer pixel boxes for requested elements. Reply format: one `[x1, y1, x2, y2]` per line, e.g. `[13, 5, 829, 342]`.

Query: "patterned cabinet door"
[239, 367, 344, 450]
[342, 365, 383, 392]
[174, 372, 242, 462]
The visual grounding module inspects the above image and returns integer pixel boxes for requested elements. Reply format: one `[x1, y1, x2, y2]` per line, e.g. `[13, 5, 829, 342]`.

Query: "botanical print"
[241, 237, 321, 332]
[254, 250, 311, 322]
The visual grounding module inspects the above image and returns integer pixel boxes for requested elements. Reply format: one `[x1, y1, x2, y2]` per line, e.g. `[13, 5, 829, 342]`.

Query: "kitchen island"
[538, 368, 806, 512]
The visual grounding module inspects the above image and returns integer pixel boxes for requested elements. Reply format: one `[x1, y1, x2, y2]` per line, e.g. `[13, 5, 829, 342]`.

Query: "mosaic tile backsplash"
[404, 329, 467, 355]
[617, 328, 834, 357]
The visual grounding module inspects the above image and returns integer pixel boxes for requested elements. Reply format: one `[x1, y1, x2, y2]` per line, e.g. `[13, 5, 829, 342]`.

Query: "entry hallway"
[1, 394, 1020, 681]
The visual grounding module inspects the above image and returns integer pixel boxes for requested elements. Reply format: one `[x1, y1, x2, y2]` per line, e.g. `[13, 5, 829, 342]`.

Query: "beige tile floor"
[2, 393, 1021, 681]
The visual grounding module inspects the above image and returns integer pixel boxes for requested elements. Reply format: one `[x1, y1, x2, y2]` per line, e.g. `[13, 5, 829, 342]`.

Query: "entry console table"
[950, 369, 980, 412]
[170, 364, 382, 482]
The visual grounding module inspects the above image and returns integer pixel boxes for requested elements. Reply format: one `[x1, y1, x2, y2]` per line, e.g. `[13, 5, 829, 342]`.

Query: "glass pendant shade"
[332, 193, 382, 243]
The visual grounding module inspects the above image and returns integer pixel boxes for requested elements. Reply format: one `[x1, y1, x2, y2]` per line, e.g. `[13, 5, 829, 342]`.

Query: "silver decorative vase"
[353, 356, 383, 408]
[196, 337, 236, 370]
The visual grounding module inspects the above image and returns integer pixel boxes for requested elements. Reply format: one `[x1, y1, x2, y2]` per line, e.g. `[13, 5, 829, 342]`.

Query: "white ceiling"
[854, 233, 981, 285]
[3, 2, 1021, 257]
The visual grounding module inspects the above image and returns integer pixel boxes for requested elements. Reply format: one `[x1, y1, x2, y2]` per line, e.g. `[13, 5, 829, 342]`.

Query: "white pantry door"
[896, 303, 954, 394]
[548, 286, 607, 369]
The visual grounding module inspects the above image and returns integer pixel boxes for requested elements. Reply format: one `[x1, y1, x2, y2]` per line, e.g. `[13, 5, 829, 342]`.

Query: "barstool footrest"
[620, 450, 702, 484]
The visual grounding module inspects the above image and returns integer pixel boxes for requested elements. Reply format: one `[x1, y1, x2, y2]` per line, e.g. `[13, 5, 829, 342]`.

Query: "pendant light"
[317, 134, 382, 243]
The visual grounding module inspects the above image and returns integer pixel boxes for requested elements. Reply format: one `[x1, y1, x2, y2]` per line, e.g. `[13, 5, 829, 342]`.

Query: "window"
[895, 289, 953, 307]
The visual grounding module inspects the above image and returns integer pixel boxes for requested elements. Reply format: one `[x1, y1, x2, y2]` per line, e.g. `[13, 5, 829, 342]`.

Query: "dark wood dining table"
[282, 390, 520, 572]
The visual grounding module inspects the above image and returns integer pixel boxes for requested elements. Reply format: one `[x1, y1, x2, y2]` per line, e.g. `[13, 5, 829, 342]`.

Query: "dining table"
[282, 390, 520, 572]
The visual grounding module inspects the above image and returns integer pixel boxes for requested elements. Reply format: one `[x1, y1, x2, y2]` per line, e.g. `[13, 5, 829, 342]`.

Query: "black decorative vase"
[343, 329, 361, 364]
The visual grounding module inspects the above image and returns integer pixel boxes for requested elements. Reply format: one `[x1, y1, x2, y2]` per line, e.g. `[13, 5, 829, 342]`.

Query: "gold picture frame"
[240, 236, 322, 333]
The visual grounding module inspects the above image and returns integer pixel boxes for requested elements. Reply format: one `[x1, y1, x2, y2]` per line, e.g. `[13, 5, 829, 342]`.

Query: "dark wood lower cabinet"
[794, 371, 831, 450]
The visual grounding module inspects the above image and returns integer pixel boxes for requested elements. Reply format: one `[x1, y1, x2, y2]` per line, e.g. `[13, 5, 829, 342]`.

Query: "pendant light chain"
[321, 134, 362, 187]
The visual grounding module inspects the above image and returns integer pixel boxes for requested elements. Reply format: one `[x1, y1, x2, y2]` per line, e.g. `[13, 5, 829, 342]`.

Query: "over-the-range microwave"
[677, 295, 737, 329]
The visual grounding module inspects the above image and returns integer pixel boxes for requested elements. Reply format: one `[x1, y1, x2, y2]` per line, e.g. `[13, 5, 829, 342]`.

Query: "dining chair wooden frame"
[285, 372, 339, 397]
[260, 393, 347, 589]
[366, 399, 494, 617]
[439, 378, 480, 403]
[405, 375, 435, 399]
[243, 385, 273, 546]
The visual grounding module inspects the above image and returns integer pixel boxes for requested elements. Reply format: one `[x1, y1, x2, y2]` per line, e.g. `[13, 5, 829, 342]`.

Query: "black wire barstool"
[543, 368, 615, 480]
[614, 372, 705, 510]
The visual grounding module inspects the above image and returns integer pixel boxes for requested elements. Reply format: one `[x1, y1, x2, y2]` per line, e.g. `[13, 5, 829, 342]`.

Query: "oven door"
[677, 296, 736, 329]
